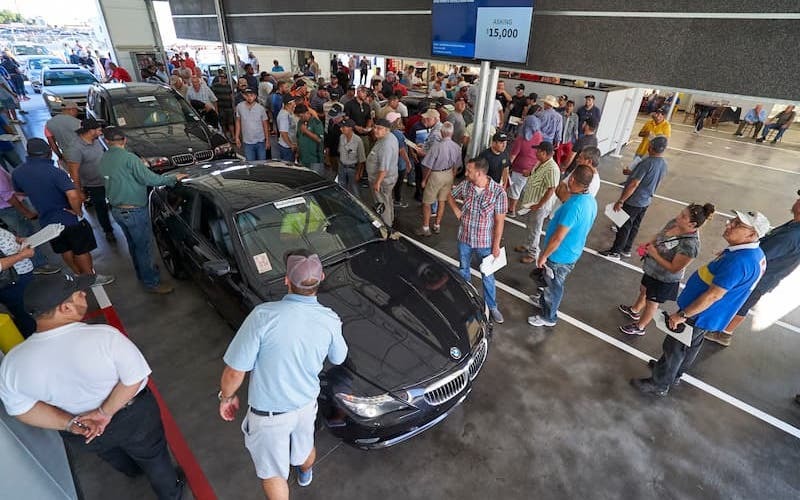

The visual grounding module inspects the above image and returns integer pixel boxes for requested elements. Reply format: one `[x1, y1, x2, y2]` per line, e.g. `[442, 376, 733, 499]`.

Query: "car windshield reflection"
[236, 186, 385, 280]
[112, 94, 198, 128]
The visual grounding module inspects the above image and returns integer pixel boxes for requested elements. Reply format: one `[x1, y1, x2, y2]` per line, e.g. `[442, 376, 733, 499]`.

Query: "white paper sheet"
[604, 203, 630, 227]
[653, 309, 693, 347]
[0, 134, 20, 142]
[23, 223, 65, 248]
[479, 247, 507, 276]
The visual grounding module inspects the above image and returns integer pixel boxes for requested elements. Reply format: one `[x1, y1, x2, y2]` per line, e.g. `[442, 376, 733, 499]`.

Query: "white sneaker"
[93, 274, 115, 286]
[527, 315, 556, 327]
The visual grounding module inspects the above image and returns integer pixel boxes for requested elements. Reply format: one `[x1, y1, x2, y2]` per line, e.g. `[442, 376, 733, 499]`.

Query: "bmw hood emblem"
[450, 347, 462, 360]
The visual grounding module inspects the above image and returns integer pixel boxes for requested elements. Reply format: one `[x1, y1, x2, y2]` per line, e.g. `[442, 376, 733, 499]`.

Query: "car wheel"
[155, 228, 188, 279]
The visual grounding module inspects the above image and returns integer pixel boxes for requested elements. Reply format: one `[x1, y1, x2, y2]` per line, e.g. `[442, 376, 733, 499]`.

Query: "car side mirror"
[202, 259, 231, 277]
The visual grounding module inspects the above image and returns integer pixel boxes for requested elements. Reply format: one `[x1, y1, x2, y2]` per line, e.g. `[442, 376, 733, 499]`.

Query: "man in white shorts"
[218, 250, 348, 499]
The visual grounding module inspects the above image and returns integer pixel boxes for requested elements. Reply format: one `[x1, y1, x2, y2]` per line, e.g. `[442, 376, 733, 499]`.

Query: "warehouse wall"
[168, 1, 800, 100]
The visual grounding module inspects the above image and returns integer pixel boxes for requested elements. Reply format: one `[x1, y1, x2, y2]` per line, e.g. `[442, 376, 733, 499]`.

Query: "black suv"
[86, 82, 235, 172]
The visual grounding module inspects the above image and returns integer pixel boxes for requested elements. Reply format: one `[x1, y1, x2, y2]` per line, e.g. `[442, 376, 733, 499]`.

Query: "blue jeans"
[278, 144, 295, 162]
[760, 123, 787, 141]
[458, 242, 497, 310]
[338, 164, 359, 195]
[0, 206, 48, 268]
[111, 207, 160, 288]
[539, 260, 575, 323]
[243, 141, 267, 161]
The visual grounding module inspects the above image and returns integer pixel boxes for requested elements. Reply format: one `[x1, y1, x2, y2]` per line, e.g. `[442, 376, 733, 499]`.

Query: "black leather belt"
[121, 386, 150, 409]
[250, 407, 286, 417]
[431, 168, 452, 172]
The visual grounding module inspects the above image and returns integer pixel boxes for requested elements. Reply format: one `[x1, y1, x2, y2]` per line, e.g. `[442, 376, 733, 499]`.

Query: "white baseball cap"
[733, 210, 771, 238]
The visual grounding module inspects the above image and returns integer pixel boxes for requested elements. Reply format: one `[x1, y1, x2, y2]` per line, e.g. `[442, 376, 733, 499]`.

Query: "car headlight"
[143, 156, 170, 168]
[335, 392, 410, 418]
[45, 94, 61, 103]
[214, 143, 232, 155]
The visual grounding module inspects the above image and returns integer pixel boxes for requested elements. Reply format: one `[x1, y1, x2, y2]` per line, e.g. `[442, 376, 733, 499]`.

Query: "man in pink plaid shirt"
[447, 157, 508, 323]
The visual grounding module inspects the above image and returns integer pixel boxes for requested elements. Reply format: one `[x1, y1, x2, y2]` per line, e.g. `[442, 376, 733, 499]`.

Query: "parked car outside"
[26, 56, 65, 92]
[40, 64, 98, 115]
[149, 161, 491, 449]
[86, 82, 235, 172]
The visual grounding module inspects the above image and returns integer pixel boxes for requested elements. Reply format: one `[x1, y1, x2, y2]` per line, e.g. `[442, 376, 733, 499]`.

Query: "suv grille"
[171, 150, 213, 166]
[423, 338, 488, 406]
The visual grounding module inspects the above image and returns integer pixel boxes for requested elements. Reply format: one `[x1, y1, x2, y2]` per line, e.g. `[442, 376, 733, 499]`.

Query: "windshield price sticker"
[138, 96, 157, 102]
[117, 117, 127, 126]
[474, 6, 533, 62]
[274, 197, 306, 209]
[253, 253, 272, 274]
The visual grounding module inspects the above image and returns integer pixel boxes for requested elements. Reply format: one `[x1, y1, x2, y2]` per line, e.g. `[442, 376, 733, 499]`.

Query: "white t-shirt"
[0, 323, 151, 415]
[428, 89, 446, 98]
[277, 109, 294, 148]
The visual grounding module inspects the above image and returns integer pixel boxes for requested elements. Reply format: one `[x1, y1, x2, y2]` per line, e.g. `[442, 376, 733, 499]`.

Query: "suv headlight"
[335, 392, 410, 418]
[45, 94, 62, 103]
[214, 143, 232, 156]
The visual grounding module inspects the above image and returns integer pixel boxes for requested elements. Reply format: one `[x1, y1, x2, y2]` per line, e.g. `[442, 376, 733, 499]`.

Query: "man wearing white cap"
[631, 210, 769, 396]
[219, 250, 347, 498]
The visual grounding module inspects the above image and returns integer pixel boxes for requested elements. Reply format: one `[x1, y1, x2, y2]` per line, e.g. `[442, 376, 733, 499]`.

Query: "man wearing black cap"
[14, 139, 113, 286]
[235, 88, 271, 161]
[219, 250, 347, 497]
[337, 118, 365, 195]
[366, 118, 399, 226]
[478, 131, 511, 186]
[65, 117, 115, 242]
[0, 272, 184, 499]
[100, 127, 187, 294]
[576, 95, 602, 137]
[276, 95, 298, 162]
[505, 84, 528, 132]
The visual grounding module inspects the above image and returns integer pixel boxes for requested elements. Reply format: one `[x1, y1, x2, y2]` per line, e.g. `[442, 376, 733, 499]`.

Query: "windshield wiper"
[321, 238, 382, 265]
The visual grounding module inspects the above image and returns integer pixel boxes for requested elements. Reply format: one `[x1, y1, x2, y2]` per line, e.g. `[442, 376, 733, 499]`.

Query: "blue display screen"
[431, 0, 534, 64]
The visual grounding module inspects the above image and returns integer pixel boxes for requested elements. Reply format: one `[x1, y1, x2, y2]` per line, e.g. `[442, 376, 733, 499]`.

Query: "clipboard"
[479, 247, 507, 276]
[605, 203, 630, 227]
[23, 223, 65, 248]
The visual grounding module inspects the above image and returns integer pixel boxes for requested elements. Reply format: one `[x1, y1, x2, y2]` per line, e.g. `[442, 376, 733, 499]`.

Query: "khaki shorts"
[242, 400, 317, 480]
[423, 169, 455, 204]
[508, 171, 529, 200]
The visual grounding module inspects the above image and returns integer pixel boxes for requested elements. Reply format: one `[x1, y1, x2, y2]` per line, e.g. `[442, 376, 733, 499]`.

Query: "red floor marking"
[89, 299, 218, 499]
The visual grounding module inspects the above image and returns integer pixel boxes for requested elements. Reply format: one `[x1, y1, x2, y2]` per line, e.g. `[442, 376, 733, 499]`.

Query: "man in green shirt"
[98, 127, 188, 294]
[293, 104, 325, 176]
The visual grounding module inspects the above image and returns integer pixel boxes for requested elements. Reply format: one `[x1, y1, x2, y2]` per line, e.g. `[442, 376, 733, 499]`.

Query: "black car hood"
[312, 240, 486, 393]
[122, 122, 214, 158]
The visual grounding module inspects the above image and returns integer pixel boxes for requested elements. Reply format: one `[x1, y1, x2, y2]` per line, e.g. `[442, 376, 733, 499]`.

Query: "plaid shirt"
[451, 178, 508, 248]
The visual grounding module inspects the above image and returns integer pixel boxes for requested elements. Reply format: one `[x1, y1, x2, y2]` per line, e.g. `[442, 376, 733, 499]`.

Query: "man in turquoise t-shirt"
[632, 210, 769, 396]
[528, 164, 597, 328]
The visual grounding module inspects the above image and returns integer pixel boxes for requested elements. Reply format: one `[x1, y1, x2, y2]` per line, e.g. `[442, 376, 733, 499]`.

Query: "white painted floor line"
[598, 179, 734, 218]
[666, 146, 800, 176]
[399, 233, 800, 441]
[669, 121, 800, 149]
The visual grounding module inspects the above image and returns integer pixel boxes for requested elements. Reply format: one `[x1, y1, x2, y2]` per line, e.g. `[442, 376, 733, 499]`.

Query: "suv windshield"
[29, 58, 63, 69]
[111, 93, 200, 128]
[236, 186, 385, 280]
[43, 70, 97, 86]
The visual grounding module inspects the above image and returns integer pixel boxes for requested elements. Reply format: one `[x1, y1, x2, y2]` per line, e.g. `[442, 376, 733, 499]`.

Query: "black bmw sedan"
[149, 161, 491, 449]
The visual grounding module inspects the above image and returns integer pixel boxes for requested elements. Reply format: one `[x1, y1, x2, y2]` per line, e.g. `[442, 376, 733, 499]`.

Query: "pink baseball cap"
[386, 111, 402, 124]
[286, 253, 324, 289]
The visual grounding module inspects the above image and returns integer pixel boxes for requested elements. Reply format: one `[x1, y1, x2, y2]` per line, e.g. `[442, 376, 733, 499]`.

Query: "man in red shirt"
[105, 63, 132, 83]
[182, 52, 196, 71]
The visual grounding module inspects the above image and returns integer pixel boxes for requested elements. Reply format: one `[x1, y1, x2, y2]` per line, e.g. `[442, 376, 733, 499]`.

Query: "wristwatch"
[677, 310, 687, 318]
[217, 390, 235, 402]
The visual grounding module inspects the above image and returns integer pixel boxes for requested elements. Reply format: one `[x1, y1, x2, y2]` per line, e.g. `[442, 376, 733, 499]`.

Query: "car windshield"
[29, 58, 63, 69]
[43, 70, 97, 86]
[236, 186, 385, 280]
[15, 46, 48, 55]
[111, 93, 199, 128]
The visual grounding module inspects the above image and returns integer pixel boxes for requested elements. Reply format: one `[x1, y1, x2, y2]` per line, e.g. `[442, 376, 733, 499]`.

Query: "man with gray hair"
[219, 250, 347, 497]
[601, 135, 669, 260]
[415, 121, 461, 236]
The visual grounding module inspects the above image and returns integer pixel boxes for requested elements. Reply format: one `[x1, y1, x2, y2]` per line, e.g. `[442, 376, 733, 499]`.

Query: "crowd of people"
[0, 55, 797, 500]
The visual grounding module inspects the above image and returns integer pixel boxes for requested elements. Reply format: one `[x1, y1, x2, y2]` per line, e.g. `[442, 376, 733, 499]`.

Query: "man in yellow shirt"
[628, 107, 671, 173]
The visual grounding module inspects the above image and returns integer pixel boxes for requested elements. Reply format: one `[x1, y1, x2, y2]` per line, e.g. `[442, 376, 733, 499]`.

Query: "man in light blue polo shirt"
[528, 164, 597, 328]
[632, 210, 769, 396]
[218, 250, 347, 497]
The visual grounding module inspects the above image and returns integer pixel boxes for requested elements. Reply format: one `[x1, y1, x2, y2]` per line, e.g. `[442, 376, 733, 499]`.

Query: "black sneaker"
[630, 377, 668, 397]
[599, 250, 621, 260]
[646, 360, 682, 387]
[618, 304, 641, 321]
[619, 323, 646, 336]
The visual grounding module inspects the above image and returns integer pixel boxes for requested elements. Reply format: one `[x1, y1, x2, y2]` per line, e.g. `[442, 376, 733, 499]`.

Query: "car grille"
[171, 150, 213, 166]
[194, 150, 213, 162]
[467, 338, 488, 380]
[423, 338, 488, 406]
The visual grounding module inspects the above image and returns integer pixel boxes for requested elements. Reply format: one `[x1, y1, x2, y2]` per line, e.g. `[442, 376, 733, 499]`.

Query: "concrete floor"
[14, 92, 800, 499]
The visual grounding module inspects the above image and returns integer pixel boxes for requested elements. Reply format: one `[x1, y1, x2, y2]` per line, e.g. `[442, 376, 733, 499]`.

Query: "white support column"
[468, 60, 492, 158]
[96, 0, 162, 79]
[480, 66, 500, 150]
